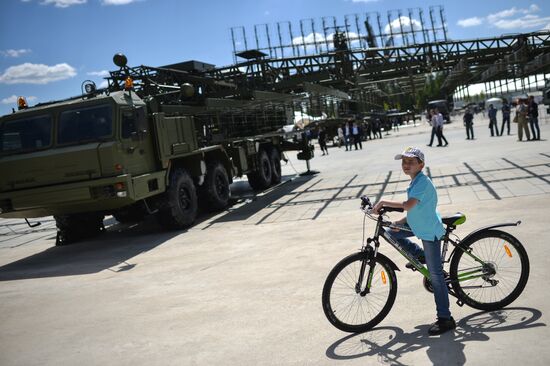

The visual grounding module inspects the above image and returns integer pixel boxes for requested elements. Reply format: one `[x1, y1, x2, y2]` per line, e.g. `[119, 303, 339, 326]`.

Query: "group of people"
[336, 121, 364, 152]
[466, 96, 541, 141]
[426, 108, 449, 147]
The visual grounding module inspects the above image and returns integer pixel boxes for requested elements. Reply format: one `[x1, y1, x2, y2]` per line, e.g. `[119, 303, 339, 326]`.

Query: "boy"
[373, 146, 455, 336]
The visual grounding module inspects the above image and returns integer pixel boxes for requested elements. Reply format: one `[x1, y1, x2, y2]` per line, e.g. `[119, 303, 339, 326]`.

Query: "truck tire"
[247, 149, 272, 190]
[157, 169, 198, 229]
[200, 161, 230, 211]
[54, 212, 105, 246]
[269, 148, 282, 184]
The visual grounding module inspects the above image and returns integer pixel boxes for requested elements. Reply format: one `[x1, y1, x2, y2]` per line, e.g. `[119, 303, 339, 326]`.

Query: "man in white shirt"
[435, 108, 449, 147]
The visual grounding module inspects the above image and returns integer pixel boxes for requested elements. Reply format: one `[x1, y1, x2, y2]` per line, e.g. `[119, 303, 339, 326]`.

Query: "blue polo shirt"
[407, 171, 445, 241]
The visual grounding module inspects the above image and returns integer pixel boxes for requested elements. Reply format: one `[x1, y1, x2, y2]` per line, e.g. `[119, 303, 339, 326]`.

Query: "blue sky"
[1, 0, 549, 115]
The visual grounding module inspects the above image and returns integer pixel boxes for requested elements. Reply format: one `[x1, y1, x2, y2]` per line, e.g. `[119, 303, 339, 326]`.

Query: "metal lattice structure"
[230, 6, 448, 61]
[213, 31, 550, 106]
[103, 27, 550, 134]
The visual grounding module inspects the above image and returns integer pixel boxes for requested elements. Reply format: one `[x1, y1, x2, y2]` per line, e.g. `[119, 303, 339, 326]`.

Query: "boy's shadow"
[325, 307, 545, 366]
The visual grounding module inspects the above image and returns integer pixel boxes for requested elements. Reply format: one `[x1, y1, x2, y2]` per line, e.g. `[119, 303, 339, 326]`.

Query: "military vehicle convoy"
[0, 54, 313, 244]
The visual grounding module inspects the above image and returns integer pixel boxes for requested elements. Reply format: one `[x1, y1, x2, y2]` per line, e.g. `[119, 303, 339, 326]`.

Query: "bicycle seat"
[441, 213, 466, 226]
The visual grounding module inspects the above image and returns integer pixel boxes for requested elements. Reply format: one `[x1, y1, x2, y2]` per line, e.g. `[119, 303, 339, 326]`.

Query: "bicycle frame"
[362, 212, 520, 291]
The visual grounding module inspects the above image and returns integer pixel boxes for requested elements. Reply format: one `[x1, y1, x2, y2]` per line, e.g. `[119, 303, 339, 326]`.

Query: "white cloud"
[99, 80, 109, 88]
[486, 7, 522, 24]
[0, 63, 77, 84]
[384, 16, 422, 34]
[87, 70, 109, 77]
[292, 31, 366, 52]
[293, 32, 327, 45]
[41, 0, 87, 7]
[1, 95, 37, 104]
[101, 0, 139, 5]
[1, 49, 32, 58]
[491, 15, 550, 30]
[458, 5, 548, 31]
[457, 17, 483, 27]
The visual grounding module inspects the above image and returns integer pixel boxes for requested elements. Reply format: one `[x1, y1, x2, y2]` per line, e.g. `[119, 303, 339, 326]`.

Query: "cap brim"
[395, 153, 416, 160]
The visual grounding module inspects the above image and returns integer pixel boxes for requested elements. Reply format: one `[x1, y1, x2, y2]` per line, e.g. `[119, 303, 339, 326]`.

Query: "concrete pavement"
[1, 112, 549, 365]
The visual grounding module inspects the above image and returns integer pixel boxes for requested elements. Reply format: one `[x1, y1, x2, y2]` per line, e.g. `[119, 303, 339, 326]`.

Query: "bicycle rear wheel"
[322, 252, 397, 333]
[450, 229, 529, 311]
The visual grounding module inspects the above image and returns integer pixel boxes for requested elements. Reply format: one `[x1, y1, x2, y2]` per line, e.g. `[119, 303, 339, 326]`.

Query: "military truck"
[0, 54, 313, 245]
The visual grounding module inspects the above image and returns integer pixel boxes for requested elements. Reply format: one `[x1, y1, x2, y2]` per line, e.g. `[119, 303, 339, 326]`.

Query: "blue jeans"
[529, 117, 540, 140]
[386, 228, 452, 319]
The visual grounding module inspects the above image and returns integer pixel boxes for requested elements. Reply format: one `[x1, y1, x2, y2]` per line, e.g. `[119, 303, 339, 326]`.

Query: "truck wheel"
[269, 148, 282, 184]
[200, 161, 230, 211]
[158, 169, 198, 229]
[54, 212, 105, 246]
[247, 149, 272, 190]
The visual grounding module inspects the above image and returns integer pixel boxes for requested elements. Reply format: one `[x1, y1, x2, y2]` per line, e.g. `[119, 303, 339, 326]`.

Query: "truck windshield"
[0, 115, 52, 154]
[58, 104, 113, 144]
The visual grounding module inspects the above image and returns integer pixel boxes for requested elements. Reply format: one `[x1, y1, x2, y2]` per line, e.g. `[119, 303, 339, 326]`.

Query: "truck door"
[118, 107, 157, 175]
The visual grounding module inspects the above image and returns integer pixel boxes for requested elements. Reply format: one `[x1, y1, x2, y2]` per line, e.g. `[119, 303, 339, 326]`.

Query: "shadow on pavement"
[0, 216, 180, 281]
[0, 174, 314, 281]
[202, 173, 316, 226]
[325, 307, 545, 365]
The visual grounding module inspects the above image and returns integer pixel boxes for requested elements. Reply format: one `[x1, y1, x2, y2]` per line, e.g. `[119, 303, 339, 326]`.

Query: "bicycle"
[322, 196, 530, 333]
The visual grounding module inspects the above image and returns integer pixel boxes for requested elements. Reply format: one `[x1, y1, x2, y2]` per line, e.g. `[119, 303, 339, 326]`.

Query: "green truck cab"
[0, 55, 313, 244]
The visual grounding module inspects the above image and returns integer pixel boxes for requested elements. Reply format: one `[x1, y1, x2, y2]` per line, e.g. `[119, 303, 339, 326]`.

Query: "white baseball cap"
[394, 146, 425, 162]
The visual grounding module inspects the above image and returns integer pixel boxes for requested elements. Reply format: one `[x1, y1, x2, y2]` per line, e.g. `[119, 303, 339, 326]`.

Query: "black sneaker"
[428, 317, 456, 336]
[405, 255, 425, 270]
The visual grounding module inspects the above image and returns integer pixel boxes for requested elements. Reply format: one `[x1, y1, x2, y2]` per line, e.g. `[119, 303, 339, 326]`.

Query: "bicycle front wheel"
[322, 252, 397, 333]
[450, 229, 529, 311]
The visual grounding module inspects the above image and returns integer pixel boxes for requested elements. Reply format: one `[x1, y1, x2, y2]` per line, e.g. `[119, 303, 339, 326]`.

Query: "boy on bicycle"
[372, 146, 455, 335]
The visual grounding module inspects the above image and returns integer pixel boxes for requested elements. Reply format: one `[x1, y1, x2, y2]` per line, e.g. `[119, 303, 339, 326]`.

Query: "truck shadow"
[0, 217, 180, 281]
[201, 173, 316, 227]
[0, 173, 314, 281]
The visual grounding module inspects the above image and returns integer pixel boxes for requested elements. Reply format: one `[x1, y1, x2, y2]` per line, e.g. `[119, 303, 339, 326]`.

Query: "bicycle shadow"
[325, 307, 545, 365]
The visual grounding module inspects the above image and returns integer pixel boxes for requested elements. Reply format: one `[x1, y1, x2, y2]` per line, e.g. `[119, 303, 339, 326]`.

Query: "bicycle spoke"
[451, 232, 528, 311]
[326, 256, 394, 329]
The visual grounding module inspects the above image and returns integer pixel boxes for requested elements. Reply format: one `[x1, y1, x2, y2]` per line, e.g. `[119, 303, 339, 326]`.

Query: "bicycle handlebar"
[360, 195, 404, 215]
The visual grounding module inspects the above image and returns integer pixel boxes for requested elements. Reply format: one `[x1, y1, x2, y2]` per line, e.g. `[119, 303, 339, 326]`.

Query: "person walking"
[528, 95, 541, 140]
[435, 108, 449, 146]
[365, 119, 373, 140]
[463, 108, 475, 140]
[344, 121, 352, 151]
[371, 118, 382, 139]
[427, 109, 441, 147]
[500, 99, 511, 136]
[318, 127, 329, 155]
[488, 104, 498, 136]
[337, 124, 345, 148]
[352, 122, 363, 150]
[516, 99, 530, 142]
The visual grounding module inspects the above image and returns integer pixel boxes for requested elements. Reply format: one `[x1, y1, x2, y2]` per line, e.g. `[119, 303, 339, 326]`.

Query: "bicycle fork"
[356, 246, 376, 296]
